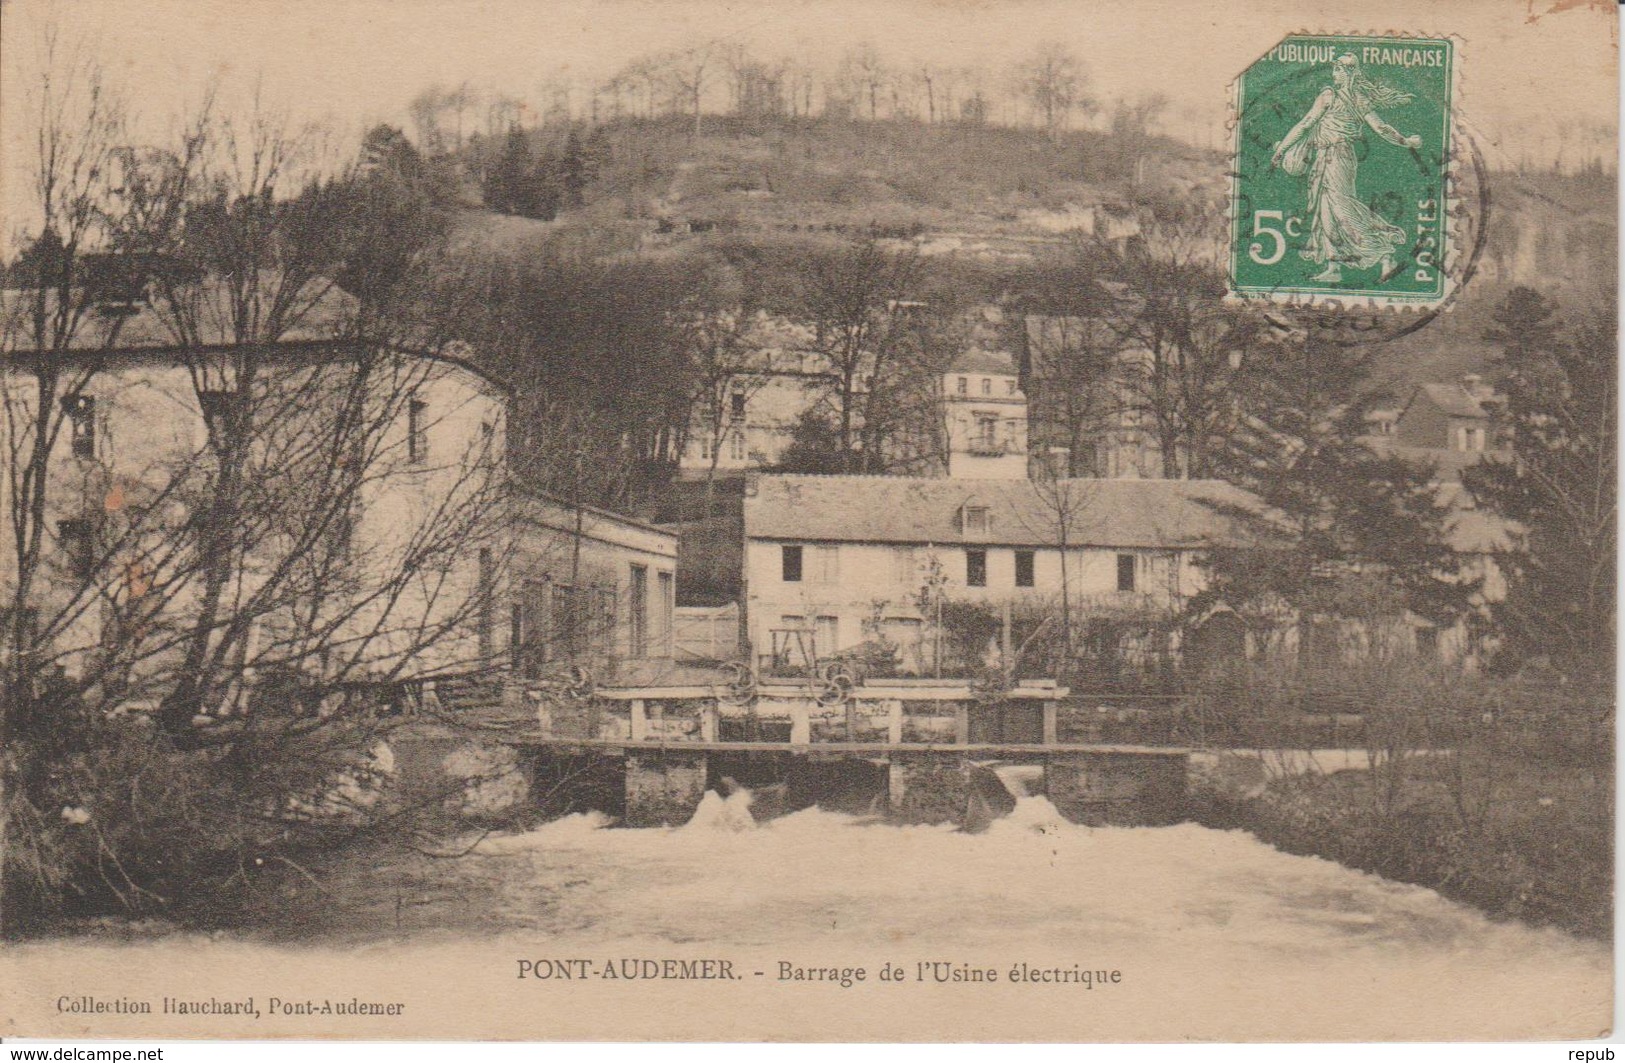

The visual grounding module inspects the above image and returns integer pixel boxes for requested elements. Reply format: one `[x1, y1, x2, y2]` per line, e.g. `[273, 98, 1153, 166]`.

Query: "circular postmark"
[1227, 33, 1487, 344]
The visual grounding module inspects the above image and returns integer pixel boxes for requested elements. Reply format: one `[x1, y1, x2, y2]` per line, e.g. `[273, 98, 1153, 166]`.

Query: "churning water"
[5, 776, 1612, 1041]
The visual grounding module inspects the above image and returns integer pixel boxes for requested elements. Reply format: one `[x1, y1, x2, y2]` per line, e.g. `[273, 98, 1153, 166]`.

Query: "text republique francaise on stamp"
[1230, 34, 1455, 308]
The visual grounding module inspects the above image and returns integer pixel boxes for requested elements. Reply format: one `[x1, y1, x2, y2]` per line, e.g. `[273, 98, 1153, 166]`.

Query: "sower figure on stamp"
[1271, 53, 1422, 283]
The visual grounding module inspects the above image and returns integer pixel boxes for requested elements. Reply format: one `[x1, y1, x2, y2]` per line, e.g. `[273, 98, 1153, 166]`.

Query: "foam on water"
[685, 788, 757, 831]
[9, 778, 1607, 1041]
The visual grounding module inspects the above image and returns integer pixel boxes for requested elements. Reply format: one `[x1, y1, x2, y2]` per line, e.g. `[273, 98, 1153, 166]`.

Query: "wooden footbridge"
[493, 672, 1192, 828]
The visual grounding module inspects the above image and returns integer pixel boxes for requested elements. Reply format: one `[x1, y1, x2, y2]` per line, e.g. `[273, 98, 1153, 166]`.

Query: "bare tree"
[720, 44, 785, 123]
[1016, 43, 1091, 140]
[1089, 203, 1259, 478]
[3, 70, 512, 926]
[838, 43, 890, 122]
[792, 238, 936, 473]
[1018, 307, 1124, 478]
[677, 279, 770, 516]
[1020, 473, 1098, 660]
[2, 27, 140, 729]
[77, 102, 503, 738]
[658, 44, 714, 137]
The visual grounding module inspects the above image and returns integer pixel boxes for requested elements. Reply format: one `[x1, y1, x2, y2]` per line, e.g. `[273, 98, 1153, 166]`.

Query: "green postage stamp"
[1229, 34, 1455, 307]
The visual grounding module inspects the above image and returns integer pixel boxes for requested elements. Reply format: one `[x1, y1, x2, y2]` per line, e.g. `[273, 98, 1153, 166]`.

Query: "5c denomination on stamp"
[1230, 33, 1455, 308]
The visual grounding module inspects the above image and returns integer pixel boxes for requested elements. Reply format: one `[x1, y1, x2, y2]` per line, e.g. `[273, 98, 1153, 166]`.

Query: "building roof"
[743, 474, 1262, 549]
[0, 283, 512, 394]
[1, 277, 353, 350]
[1412, 382, 1492, 420]
[512, 485, 678, 545]
[948, 348, 1019, 376]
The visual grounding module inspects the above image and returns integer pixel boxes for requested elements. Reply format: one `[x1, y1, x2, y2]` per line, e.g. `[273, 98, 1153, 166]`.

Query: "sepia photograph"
[0, 0, 1616, 1045]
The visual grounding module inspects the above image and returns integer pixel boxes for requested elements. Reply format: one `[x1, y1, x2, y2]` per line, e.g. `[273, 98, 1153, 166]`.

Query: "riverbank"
[1190, 752, 1612, 941]
[4, 795, 1611, 1041]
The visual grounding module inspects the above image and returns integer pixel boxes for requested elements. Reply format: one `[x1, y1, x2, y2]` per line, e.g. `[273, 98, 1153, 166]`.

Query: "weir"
[494, 675, 1192, 828]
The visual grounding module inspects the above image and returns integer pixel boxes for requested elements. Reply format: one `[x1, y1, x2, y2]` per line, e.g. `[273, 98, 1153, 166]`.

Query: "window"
[729, 429, 747, 461]
[698, 433, 714, 461]
[892, 547, 918, 587]
[480, 421, 496, 464]
[782, 544, 803, 582]
[629, 564, 648, 657]
[1415, 626, 1439, 659]
[730, 389, 747, 419]
[966, 548, 987, 587]
[956, 377, 968, 395]
[551, 583, 594, 659]
[981, 378, 991, 395]
[656, 571, 674, 655]
[1117, 553, 1137, 592]
[1006, 379, 1017, 396]
[595, 588, 618, 652]
[815, 615, 839, 655]
[972, 414, 1000, 453]
[510, 602, 526, 673]
[961, 505, 990, 535]
[477, 548, 495, 659]
[407, 398, 428, 463]
[62, 395, 95, 459]
[1015, 550, 1035, 588]
[198, 391, 236, 447]
[59, 518, 95, 582]
[811, 545, 839, 583]
[514, 579, 549, 676]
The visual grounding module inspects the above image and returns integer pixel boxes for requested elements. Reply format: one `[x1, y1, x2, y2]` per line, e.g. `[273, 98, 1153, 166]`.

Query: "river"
[3, 773, 1612, 1042]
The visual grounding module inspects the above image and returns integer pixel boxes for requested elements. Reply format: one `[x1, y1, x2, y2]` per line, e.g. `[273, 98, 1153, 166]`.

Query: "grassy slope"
[457, 116, 1616, 394]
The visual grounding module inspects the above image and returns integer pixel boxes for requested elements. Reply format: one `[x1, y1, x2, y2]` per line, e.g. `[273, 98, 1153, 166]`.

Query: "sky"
[0, 0, 1618, 238]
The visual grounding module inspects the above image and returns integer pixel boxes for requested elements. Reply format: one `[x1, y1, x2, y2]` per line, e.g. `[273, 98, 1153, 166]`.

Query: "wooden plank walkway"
[504, 737, 1190, 756]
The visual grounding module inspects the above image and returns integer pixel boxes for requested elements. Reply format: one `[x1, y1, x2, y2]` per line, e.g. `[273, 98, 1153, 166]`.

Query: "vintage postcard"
[0, 0, 1615, 1045]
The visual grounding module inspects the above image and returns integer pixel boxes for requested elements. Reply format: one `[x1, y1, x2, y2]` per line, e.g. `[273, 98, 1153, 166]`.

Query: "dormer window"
[960, 504, 990, 536]
[730, 389, 747, 419]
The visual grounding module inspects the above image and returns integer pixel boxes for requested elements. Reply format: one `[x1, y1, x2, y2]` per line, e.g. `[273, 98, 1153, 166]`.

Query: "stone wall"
[887, 753, 972, 825]
[624, 752, 709, 827]
[1045, 752, 1187, 826]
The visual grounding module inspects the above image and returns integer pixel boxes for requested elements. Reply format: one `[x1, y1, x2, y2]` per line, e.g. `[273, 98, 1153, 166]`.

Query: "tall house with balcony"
[943, 349, 1028, 480]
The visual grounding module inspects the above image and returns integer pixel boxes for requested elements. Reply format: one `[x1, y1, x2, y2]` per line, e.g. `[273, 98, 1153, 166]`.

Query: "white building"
[678, 315, 824, 475]
[740, 473, 1256, 673]
[942, 348, 1028, 480]
[0, 297, 678, 717]
[507, 491, 678, 679]
[0, 332, 509, 702]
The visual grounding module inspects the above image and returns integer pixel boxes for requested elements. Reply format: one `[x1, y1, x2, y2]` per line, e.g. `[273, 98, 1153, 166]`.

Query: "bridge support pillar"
[624, 751, 708, 827]
[1045, 752, 1188, 827]
[887, 752, 971, 825]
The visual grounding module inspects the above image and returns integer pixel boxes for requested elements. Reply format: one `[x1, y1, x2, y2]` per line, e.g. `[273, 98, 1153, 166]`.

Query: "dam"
[480, 673, 1191, 828]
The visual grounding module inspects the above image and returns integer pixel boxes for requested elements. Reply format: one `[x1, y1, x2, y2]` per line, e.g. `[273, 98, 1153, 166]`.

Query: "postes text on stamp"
[1229, 34, 1454, 308]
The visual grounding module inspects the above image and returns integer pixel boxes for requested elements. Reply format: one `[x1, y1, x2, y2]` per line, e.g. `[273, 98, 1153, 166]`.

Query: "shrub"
[2, 688, 417, 936]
